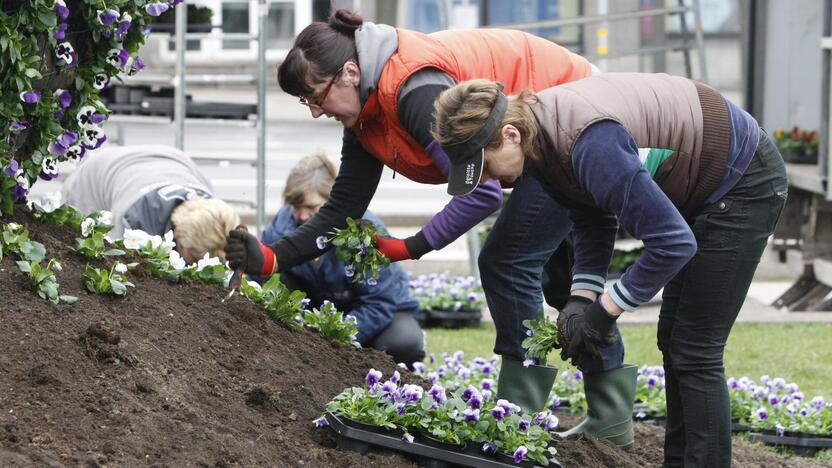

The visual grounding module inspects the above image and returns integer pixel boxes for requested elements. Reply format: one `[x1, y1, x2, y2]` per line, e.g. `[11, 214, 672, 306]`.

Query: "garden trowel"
[222, 224, 248, 303]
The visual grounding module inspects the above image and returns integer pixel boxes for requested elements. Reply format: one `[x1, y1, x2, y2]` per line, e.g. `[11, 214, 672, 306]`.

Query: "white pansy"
[7, 222, 20, 231]
[96, 210, 113, 226]
[168, 250, 187, 270]
[52, 261, 62, 272]
[122, 229, 152, 250]
[161, 230, 176, 252]
[34, 191, 63, 213]
[81, 217, 96, 237]
[196, 252, 221, 272]
[247, 281, 262, 291]
[114, 263, 128, 274]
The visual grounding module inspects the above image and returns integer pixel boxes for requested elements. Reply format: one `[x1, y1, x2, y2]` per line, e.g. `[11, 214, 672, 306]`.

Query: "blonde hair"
[170, 198, 240, 261]
[283, 153, 337, 206]
[431, 79, 538, 157]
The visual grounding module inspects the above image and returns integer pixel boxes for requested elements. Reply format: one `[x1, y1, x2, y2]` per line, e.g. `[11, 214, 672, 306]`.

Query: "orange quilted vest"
[356, 28, 592, 184]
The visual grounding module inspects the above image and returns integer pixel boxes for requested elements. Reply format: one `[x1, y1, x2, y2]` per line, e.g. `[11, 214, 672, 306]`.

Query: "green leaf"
[38, 10, 57, 27]
[24, 68, 41, 79]
[60, 295, 78, 304]
[110, 279, 127, 296]
[16, 260, 31, 273]
[0, 36, 7, 52]
[103, 248, 125, 256]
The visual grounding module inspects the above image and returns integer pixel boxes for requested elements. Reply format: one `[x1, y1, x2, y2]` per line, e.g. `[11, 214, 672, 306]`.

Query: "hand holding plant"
[319, 217, 389, 284]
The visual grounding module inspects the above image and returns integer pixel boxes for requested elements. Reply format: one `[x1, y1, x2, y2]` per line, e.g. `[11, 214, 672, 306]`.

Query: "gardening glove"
[224, 228, 277, 276]
[557, 295, 593, 359]
[374, 231, 432, 262]
[564, 300, 620, 362]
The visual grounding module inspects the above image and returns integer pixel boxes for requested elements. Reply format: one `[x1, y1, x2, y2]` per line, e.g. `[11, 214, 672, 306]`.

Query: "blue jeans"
[479, 174, 624, 371]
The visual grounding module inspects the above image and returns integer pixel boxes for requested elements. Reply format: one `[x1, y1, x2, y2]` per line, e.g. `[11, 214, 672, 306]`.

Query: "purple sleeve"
[421, 140, 503, 249]
[571, 121, 697, 311]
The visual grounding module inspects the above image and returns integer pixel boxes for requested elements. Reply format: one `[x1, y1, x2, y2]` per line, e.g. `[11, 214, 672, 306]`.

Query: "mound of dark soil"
[0, 209, 828, 467]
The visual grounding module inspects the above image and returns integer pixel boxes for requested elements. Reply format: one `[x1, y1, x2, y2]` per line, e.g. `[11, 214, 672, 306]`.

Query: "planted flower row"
[319, 368, 558, 466]
[408, 272, 484, 313]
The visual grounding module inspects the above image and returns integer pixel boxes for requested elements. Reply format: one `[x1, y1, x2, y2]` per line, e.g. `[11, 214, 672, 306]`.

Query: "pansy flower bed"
[320, 367, 560, 466]
[408, 272, 484, 328]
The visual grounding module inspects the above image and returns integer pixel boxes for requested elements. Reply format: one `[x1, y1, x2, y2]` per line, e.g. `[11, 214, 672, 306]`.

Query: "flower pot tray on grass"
[325, 412, 562, 468]
[747, 430, 832, 457]
[423, 309, 482, 329]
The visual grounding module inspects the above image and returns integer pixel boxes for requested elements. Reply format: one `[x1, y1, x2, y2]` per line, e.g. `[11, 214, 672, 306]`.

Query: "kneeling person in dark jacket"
[261, 154, 425, 366]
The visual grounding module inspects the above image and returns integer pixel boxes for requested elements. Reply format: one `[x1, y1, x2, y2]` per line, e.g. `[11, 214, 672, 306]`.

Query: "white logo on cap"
[465, 163, 476, 184]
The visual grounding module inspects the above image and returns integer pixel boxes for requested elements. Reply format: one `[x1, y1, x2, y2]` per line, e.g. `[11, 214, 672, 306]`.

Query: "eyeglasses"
[299, 67, 344, 108]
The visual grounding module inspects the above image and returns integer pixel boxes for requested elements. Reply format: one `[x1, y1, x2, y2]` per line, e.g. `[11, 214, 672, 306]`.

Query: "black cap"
[442, 90, 507, 196]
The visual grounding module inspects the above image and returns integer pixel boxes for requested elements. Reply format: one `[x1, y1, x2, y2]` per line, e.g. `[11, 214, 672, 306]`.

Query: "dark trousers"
[480, 174, 625, 370]
[366, 312, 425, 367]
[659, 131, 787, 468]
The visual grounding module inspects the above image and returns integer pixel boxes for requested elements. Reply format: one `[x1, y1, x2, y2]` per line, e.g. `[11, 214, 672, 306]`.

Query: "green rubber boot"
[496, 358, 558, 414]
[556, 364, 637, 448]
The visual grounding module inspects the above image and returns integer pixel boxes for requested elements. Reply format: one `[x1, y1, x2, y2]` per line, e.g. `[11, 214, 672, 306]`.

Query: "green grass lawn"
[425, 322, 832, 398]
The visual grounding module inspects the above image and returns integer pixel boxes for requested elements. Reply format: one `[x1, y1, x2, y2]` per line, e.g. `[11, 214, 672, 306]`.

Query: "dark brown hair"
[277, 9, 363, 97]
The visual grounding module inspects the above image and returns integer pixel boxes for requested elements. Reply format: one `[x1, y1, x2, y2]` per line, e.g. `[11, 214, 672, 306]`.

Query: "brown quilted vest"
[527, 72, 730, 217]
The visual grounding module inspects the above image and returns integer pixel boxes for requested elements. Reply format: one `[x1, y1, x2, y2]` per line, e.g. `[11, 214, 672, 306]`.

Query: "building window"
[222, 1, 250, 49]
[267, 2, 295, 50]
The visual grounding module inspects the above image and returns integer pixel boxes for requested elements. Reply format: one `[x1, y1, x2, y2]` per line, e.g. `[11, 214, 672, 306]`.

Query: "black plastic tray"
[324, 412, 563, 468]
[423, 309, 482, 329]
[747, 431, 832, 457]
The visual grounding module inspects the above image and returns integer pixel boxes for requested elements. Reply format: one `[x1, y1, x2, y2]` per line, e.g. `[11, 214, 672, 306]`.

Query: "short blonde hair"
[170, 198, 240, 261]
[431, 79, 538, 158]
[283, 153, 337, 206]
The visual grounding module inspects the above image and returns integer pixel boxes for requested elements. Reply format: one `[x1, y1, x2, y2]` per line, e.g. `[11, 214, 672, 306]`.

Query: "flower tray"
[423, 309, 482, 329]
[780, 149, 818, 165]
[747, 430, 832, 457]
[325, 412, 562, 468]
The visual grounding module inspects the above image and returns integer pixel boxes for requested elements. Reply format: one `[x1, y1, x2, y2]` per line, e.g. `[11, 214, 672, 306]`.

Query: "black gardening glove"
[224, 229, 276, 276]
[556, 295, 593, 360]
[564, 300, 619, 361]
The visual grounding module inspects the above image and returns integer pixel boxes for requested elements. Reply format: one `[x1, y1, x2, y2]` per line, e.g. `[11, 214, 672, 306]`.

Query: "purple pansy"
[66, 144, 86, 163]
[490, 406, 506, 421]
[402, 433, 414, 443]
[518, 420, 530, 432]
[550, 394, 561, 409]
[54, 22, 68, 40]
[481, 379, 494, 391]
[755, 407, 768, 421]
[464, 408, 480, 423]
[4, 159, 19, 177]
[428, 384, 447, 406]
[482, 442, 497, 455]
[344, 264, 355, 278]
[20, 91, 40, 104]
[116, 12, 132, 37]
[55, 0, 69, 20]
[93, 73, 110, 90]
[98, 9, 119, 25]
[391, 370, 401, 384]
[55, 42, 75, 65]
[367, 278, 378, 286]
[55, 89, 72, 108]
[312, 416, 329, 428]
[513, 446, 527, 464]
[40, 158, 59, 180]
[145, 2, 170, 16]
[9, 121, 29, 133]
[364, 368, 382, 387]
[315, 235, 327, 249]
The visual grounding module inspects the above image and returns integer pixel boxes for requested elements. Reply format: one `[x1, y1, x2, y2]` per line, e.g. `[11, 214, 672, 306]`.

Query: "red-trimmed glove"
[224, 228, 277, 276]
[374, 234, 413, 262]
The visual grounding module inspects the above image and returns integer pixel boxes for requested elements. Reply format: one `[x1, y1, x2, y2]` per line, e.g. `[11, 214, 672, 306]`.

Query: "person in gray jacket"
[61, 144, 240, 263]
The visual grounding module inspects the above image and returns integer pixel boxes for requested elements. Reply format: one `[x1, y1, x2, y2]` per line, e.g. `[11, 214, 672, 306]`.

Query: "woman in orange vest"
[224, 9, 622, 414]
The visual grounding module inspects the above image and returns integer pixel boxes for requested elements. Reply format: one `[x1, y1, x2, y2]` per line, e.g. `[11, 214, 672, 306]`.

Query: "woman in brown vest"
[432, 75, 787, 467]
